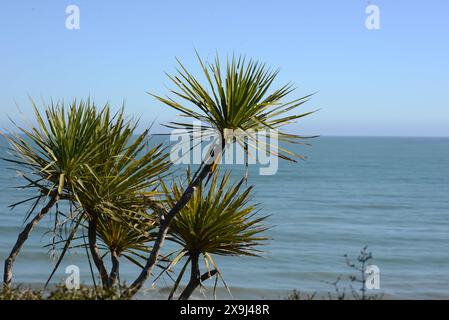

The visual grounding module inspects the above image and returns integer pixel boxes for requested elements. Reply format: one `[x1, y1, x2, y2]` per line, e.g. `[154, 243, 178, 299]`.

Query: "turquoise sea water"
[0, 136, 448, 299]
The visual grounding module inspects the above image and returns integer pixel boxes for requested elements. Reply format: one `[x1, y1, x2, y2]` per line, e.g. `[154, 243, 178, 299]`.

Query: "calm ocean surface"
[1, 136, 448, 299]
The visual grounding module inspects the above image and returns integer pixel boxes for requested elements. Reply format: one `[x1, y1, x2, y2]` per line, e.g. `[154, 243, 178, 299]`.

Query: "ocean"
[1, 136, 448, 299]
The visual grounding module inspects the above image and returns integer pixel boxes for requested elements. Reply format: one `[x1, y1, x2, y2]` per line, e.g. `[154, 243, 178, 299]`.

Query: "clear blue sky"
[1, 0, 448, 136]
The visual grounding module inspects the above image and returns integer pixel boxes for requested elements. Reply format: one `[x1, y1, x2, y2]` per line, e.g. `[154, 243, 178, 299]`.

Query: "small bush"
[1, 284, 125, 300]
[287, 289, 316, 300]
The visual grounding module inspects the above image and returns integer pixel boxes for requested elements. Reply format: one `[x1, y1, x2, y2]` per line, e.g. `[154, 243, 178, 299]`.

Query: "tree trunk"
[179, 253, 200, 300]
[179, 266, 217, 300]
[3, 191, 59, 288]
[87, 219, 110, 289]
[109, 250, 120, 288]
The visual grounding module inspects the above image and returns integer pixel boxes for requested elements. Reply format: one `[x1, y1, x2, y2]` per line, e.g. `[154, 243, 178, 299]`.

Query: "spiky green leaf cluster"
[158, 169, 269, 298]
[152, 52, 316, 162]
[165, 170, 269, 257]
[4, 99, 107, 200]
[4, 99, 171, 270]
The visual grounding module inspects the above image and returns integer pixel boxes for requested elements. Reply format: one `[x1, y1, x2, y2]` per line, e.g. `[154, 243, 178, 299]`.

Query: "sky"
[0, 0, 448, 136]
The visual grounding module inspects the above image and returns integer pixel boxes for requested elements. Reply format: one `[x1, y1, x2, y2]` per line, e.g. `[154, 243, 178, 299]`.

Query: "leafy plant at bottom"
[160, 169, 269, 300]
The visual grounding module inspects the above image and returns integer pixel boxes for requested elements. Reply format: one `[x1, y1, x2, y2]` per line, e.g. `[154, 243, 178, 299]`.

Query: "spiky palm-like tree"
[127, 53, 314, 296]
[2, 100, 107, 288]
[3, 101, 171, 290]
[156, 52, 315, 163]
[163, 170, 268, 300]
[95, 210, 157, 288]
[70, 115, 171, 288]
